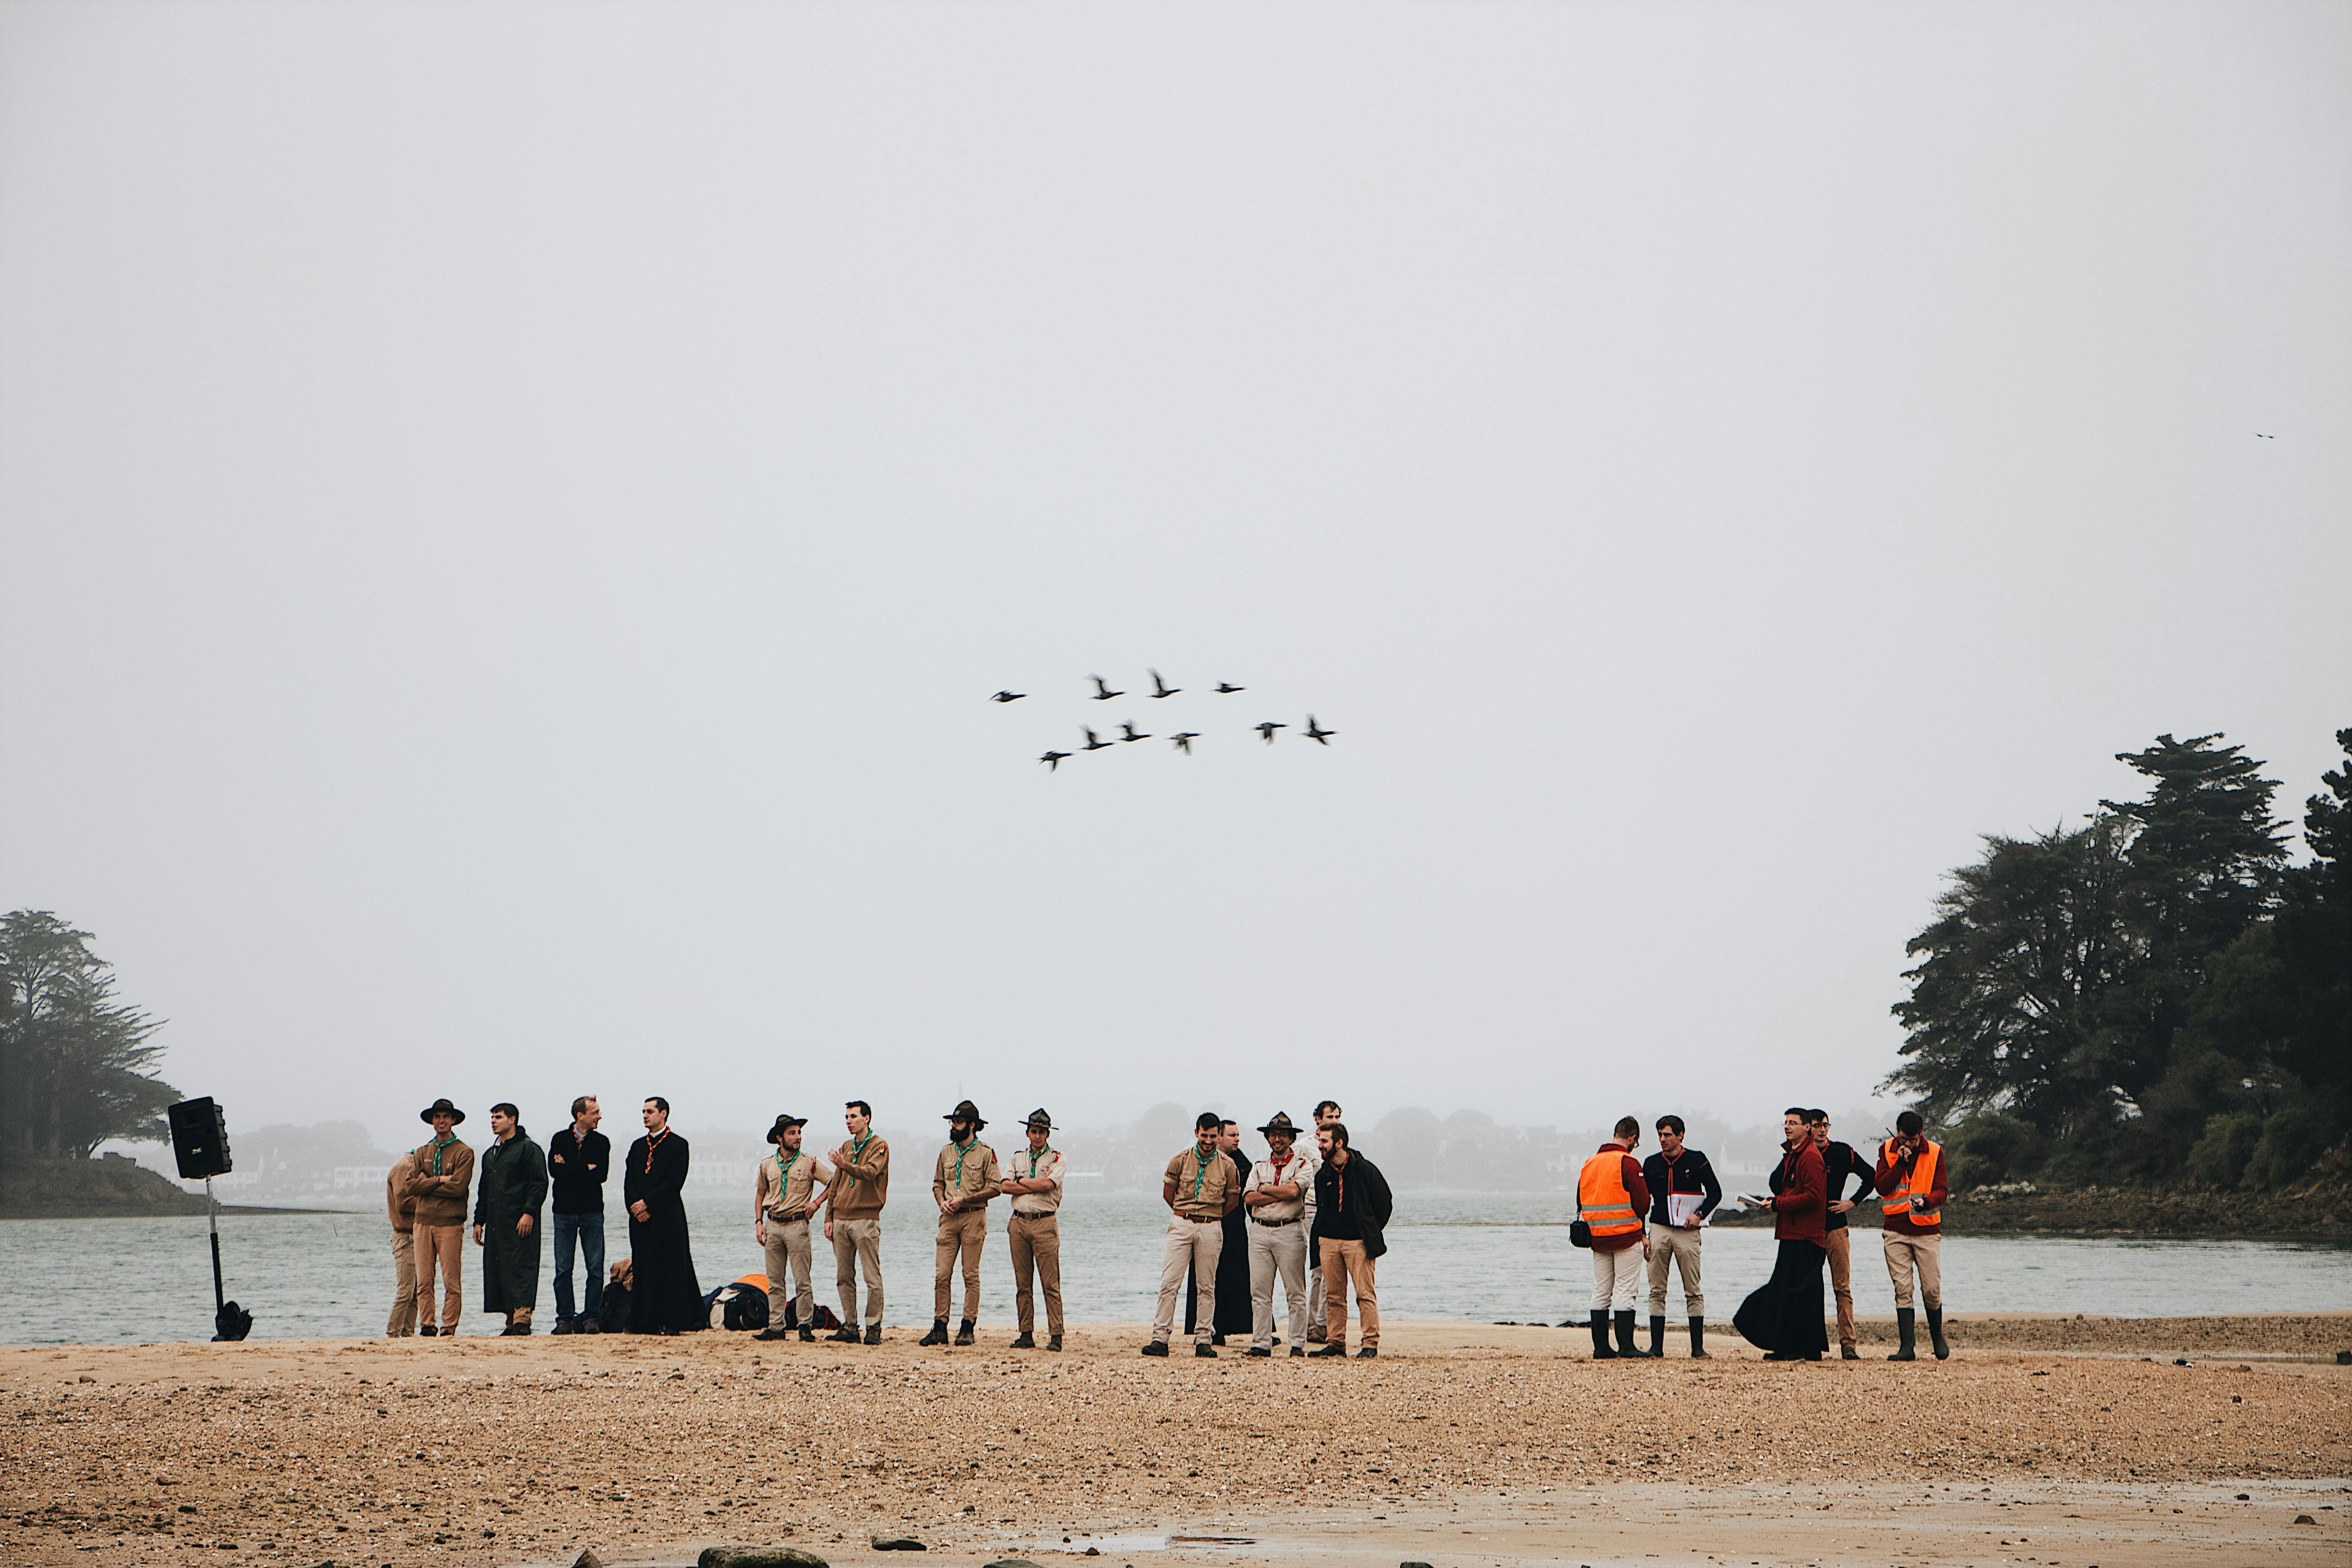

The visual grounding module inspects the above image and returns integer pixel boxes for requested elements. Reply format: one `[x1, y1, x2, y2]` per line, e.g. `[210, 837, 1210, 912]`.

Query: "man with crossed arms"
[1243, 1111, 1316, 1357]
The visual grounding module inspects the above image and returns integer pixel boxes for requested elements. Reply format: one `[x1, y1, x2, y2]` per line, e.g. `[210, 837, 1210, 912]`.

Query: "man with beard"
[1146, 1112, 1240, 1357]
[1242, 1112, 1315, 1357]
[405, 1098, 474, 1337]
[473, 1102, 548, 1335]
[624, 1097, 704, 1334]
[924, 1100, 1000, 1347]
[1185, 1119, 1255, 1345]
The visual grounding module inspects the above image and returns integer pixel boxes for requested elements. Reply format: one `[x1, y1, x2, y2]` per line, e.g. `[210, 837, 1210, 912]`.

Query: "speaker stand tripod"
[206, 1179, 252, 1341]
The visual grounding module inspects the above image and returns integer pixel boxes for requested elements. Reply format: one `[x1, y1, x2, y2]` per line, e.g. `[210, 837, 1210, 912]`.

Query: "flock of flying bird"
[990, 671, 1335, 771]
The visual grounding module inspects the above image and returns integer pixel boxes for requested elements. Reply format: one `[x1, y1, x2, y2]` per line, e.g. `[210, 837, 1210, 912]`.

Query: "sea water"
[3, 1190, 2346, 1346]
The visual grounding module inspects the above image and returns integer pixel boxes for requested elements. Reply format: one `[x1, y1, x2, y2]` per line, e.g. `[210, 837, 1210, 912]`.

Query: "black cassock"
[623, 1129, 704, 1333]
[1185, 1147, 1257, 1341]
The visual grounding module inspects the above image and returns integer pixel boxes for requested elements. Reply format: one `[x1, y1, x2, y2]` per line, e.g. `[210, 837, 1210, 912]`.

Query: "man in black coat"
[472, 1102, 548, 1336]
[623, 1097, 704, 1333]
[1308, 1122, 1392, 1359]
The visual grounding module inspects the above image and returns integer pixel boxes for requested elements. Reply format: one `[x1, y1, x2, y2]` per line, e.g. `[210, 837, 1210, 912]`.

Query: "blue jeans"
[552, 1211, 605, 1323]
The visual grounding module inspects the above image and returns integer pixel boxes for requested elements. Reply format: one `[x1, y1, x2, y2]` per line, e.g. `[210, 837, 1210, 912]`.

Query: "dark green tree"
[0, 912, 178, 1159]
[1886, 818, 2132, 1135]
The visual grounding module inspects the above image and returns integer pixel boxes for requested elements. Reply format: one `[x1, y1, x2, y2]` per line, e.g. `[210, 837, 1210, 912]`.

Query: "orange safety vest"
[1878, 1138, 1943, 1227]
[1577, 1150, 1643, 1238]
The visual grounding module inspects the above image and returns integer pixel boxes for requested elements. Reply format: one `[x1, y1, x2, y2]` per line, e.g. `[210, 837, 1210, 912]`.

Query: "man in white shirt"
[998, 1107, 1067, 1350]
[1242, 1112, 1317, 1357]
[753, 1114, 835, 1341]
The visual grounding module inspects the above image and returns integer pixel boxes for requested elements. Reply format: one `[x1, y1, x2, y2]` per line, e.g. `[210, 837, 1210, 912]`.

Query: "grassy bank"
[0, 1154, 211, 1218]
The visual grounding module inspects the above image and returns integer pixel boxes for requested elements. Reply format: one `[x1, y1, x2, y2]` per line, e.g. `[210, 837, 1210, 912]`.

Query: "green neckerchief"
[773, 1147, 802, 1196]
[1023, 1145, 1054, 1180]
[951, 1135, 979, 1186]
[426, 1132, 456, 1175]
[849, 1129, 876, 1167]
[1190, 1144, 1217, 1200]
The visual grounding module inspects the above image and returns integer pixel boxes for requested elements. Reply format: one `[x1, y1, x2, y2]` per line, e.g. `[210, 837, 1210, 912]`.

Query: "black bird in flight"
[1256, 720, 1286, 743]
[1039, 750, 1070, 771]
[1120, 721, 1150, 742]
[1214, 681, 1245, 694]
[1147, 669, 1180, 698]
[2256, 432, 2276, 439]
[1080, 727, 1114, 752]
[990, 690, 1026, 703]
[1302, 715, 1336, 745]
[1170, 732, 1199, 754]
[1089, 675, 1124, 701]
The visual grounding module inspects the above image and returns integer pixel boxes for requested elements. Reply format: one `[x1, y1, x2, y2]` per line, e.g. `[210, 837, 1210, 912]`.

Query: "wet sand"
[5, 1316, 2347, 1568]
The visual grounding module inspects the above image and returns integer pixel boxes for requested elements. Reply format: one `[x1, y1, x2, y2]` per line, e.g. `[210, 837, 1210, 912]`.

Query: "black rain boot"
[1928, 1307, 1950, 1360]
[1588, 1309, 1616, 1358]
[1645, 1314, 1667, 1357]
[1688, 1316, 1708, 1358]
[1612, 1310, 1640, 1358]
[919, 1318, 949, 1347]
[954, 1319, 976, 1346]
[1887, 1307, 1916, 1361]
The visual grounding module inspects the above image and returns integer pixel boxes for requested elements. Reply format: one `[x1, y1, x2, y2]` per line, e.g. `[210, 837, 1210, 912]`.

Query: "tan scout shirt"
[1004, 1145, 1066, 1216]
[386, 1151, 419, 1232]
[756, 1148, 838, 1220]
[1166, 1145, 1240, 1219]
[1245, 1150, 1317, 1223]
[932, 1138, 1001, 1211]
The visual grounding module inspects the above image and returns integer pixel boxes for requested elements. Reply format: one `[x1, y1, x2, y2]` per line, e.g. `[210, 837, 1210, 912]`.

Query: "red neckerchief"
[642, 1127, 671, 1173]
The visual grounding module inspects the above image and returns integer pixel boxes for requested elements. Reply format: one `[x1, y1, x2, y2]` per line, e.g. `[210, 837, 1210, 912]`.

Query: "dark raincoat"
[472, 1132, 549, 1315]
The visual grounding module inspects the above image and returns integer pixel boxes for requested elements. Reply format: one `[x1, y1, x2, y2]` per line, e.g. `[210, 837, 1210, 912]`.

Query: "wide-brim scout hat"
[419, 1098, 466, 1125]
[1024, 1107, 1055, 1133]
[944, 1099, 986, 1129]
[1257, 1111, 1302, 1138]
[765, 1114, 809, 1144]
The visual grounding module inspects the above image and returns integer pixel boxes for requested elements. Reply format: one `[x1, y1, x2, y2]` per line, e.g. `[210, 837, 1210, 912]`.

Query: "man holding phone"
[1875, 1110, 1950, 1361]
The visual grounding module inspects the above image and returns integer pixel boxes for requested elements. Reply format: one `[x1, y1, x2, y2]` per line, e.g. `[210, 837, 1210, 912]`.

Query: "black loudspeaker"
[167, 1098, 233, 1180]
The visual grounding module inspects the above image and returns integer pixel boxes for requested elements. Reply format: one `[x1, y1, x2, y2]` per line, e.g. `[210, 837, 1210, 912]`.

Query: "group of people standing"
[1576, 1108, 1949, 1362]
[386, 1091, 1943, 1362]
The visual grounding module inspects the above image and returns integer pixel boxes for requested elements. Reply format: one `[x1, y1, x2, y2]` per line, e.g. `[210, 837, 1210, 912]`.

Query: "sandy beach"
[5, 1315, 2347, 1568]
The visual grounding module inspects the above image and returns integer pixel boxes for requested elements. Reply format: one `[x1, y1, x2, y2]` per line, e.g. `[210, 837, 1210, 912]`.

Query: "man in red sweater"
[1577, 1117, 1652, 1359]
[1732, 1107, 1828, 1360]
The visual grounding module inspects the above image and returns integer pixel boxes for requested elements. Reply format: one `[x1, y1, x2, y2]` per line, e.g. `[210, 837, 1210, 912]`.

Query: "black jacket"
[1312, 1149, 1394, 1260]
[548, 1127, 611, 1215]
[1640, 1147, 1723, 1226]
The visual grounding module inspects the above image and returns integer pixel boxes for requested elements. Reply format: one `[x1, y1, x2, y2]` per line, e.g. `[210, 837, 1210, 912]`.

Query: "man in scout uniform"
[1144, 1111, 1241, 1358]
[998, 1107, 1067, 1350]
[923, 1099, 1001, 1346]
[825, 1099, 889, 1344]
[1242, 1111, 1316, 1357]
[404, 1098, 475, 1336]
[1875, 1110, 1950, 1361]
[754, 1113, 836, 1341]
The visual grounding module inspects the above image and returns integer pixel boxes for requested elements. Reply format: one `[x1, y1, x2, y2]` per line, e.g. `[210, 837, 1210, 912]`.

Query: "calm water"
[3, 1191, 2345, 1346]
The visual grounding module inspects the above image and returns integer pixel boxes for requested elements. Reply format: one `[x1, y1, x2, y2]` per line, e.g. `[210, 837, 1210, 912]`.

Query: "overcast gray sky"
[3, 2, 2345, 1156]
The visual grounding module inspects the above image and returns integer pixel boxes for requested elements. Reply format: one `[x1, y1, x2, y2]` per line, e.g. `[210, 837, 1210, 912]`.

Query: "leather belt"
[1183, 1214, 1221, 1223]
[1012, 1210, 1056, 1220]
[1250, 1216, 1299, 1226]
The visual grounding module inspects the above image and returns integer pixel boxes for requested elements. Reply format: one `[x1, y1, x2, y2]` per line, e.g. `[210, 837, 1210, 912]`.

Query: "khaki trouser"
[1007, 1212, 1063, 1336]
[1248, 1219, 1308, 1349]
[1590, 1243, 1643, 1310]
[1823, 1225, 1856, 1345]
[1153, 1215, 1223, 1344]
[1882, 1230, 1943, 1309]
[412, 1222, 464, 1332]
[1644, 1220, 1704, 1316]
[387, 1229, 418, 1337]
[1319, 1236, 1379, 1348]
[833, 1216, 883, 1328]
[764, 1217, 814, 1329]
[934, 1207, 987, 1322]
[1307, 1260, 1325, 1335]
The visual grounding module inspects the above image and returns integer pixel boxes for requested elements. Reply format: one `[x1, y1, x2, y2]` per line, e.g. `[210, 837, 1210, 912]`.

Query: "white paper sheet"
[1668, 1192, 1707, 1226]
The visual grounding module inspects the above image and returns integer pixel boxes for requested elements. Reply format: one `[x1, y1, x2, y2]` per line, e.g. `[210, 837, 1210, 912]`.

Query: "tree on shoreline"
[1888, 731, 2347, 1192]
[0, 912, 179, 1160]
